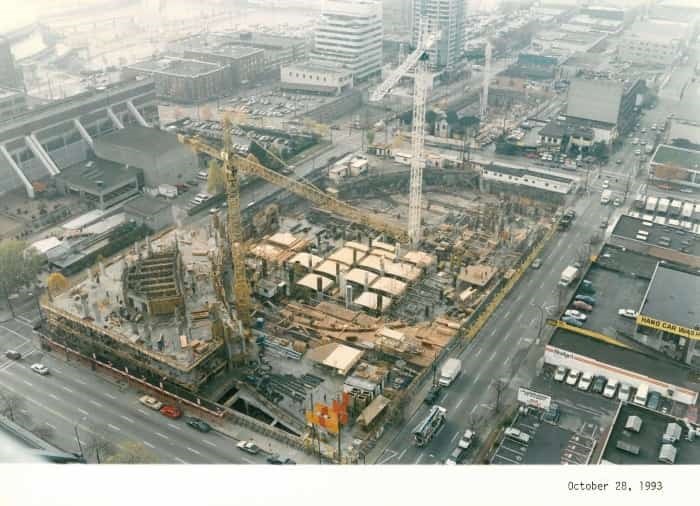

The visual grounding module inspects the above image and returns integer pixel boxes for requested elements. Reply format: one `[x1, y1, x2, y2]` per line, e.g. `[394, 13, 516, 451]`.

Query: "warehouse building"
[94, 125, 199, 187]
[184, 46, 264, 88]
[123, 57, 230, 104]
[618, 21, 688, 66]
[56, 158, 141, 210]
[0, 78, 157, 198]
[281, 61, 354, 95]
[123, 195, 174, 232]
[649, 144, 700, 191]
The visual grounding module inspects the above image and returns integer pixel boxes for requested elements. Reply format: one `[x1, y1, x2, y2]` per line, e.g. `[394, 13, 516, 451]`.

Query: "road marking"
[174, 457, 187, 464]
[103, 393, 116, 400]
[415, 453, 424, 465]
[89, 400, 103, 408]
[488, 351, 497, 362]
[168, 423, 182, 431]
[48, 393, 60, 401]
[470, 405, 479, 415]
[398, 449, 407, 461]
[61, 386, 74, 393]
[240, 457, 253, 464]
[20, 409, 28, 414]
[474, 348, 482, 358]
[474, 370, 482, 382]
[202, 439, 217, 448]
[137, 408, 148, 415]
[78, 408, 89, 416]
[155, 432, 169, 440]
[442, 392, 450, 402]
[120, 415, 135, 423]
[22, 380, 33, 387]
[504, 309, 512, 319]
[0, 324, 30, 342]
[107, 424, 121, 432]
[74, 379, 87, 386]
[455, 399, 463, 409]
[187, 447, 202, 456]
[450, 431, 459, 443]
[45, 422, 56, 429]
[143, 441, 155, 449]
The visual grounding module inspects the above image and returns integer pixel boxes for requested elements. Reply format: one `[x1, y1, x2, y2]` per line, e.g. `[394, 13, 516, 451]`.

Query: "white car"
[237, 440, 260, 455]
[577, 372, 593, 391]
[603, 379, 619, 398]
[632, 138, 639, 145]
[564, 309, 587, 321]
[618, 384, 631, 402]
[602, 180, 610, 189]
[553, 366, 568, 382]
[139, 395, 163, 411]
[618, 309, 638, 319]
[30, 363, 49, 375]
[565, 370, 581, 386]
[458, 430, 475, 450]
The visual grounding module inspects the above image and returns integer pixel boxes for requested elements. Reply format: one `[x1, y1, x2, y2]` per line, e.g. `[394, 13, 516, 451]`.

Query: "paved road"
[0, 318, 269, 464]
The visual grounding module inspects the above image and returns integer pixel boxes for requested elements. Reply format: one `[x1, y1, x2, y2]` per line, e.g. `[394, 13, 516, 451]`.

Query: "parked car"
[580, 280, 596, 293]
[603, 379, 619, 398]
[602, 180, 610, 188]
[531, 258, 542, 269]
[618, 384, 632, 402]
[618, 309, 638, 319]
[600, 217, 609, 229]
[160, 405, 182, 419]
[267, 454, 285, 465]
[577, 372, 593, 391]
[30, 363, 49, 375]
[504, 427, 531, 444]
[575, 294, 596, 305]
[613, 198, 622, 206]
[5, 350, 21, 360]
[542, 403, 560, 424]
[571, 300, 593, 312]
[647, 391, 661, 411]
[564, 309, 587, 321]
[562, 315, 584, 327]
[185, 417, 211, 433]
[553, 366, 568, 382]
[565, 370, 581, 386]
[591, 376, 607, 394]
[445, 446, 465, 465]
[458, 430, 475, 450]
[139, 395, 163, 411]
[237, 440, 260, 455]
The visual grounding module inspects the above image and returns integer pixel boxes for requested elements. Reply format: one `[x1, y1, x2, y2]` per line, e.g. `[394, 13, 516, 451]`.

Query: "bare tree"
[81, 424, 115, 464]
[28, 424, 54, 442]
[466, 412, 484, 432]
[493, 379, 508, 413]
[105, 441, 159, 464]
[0, 389, 27, 424]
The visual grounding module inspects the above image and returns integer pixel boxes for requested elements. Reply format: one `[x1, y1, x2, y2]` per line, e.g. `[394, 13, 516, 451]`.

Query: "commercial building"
[0, 78, 157, 198]
[480, 162, 576, 201]
[310, 0, 383, 82]
[184, 46, 265, 88]
[123, 195, 174, 232]
[94, 125, 199, 187]
[215, 32, 307, 72]
[0, 87, 27, 120]
[538, 118, 594, 152]
[56, 159, 142, 210]
[411, 0, 465, 71]
[123, 57, 229, 104]
[280, 61, 354, 95]
[667, 119, 700, 149]
[0, 37, 23, 89]
[618, 21, 688, 66]
[649, 144, 700, 190]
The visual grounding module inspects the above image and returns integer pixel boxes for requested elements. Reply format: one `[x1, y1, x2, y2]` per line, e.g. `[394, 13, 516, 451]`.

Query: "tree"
[492, 379, 507, 413]
[366, 129, 375, 146]
[0, 240, 45, 300]
[47, 272, 69, 297]
[0, 389, 25, 423]
[81, 424, 115, 463]
[105, 441, 159, 464]
[591, 141, 608, 161]
[207, 159, 226, 194]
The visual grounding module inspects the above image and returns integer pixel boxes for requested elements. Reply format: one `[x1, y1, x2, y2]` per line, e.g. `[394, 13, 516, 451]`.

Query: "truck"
[600, 189, 612, 205]
[158, 184, 178, 199]
[559, 265, 579, 287]
[438, 358, 462, 387]
[412, 405, 447, 447]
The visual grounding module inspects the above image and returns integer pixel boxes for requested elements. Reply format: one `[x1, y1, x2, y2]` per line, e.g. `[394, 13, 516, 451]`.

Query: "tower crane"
[369, 30, 437, 245]
[178, 119, 408, 337]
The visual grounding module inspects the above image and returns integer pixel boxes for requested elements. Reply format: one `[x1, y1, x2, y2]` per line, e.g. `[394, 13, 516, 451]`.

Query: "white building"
[280, 62, 353, 95]
[411, 0, 465, 71]
[618, 21, 687, 66]
[310, 0, 383, 83]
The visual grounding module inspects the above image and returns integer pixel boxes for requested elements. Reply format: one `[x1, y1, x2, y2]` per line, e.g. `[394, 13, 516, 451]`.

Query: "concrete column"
[106, 106, 124, 130]
[73, 118, 94, 149]
[126, 100, 149, 127]
[0, 145, 34, 198]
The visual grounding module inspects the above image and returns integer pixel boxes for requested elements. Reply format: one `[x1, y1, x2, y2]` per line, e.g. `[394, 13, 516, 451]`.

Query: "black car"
[283, 458, 296, 465]
[590, 376, 607, 394]
[267, 455, 284, 465]
[424, 385, 442, 405]
[5, 350, 21, 360]
[185, 417, 211, 433]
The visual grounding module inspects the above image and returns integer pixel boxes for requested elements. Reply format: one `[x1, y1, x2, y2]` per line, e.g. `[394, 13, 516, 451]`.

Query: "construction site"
[37, 29, 562, 461]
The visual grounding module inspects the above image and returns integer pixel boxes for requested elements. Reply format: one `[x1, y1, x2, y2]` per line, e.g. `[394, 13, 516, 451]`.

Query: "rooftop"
[58, 158, 140, 193]
[667, 119, 700, 146]
[611, 214, 700, 258]
[283, 60, 353, 75]
[640, 264, 700, 332]
[601, 403, 700, 464]
[566, 79, 623, 125]
[651, 144, 700, 171]
[199, 45, 264, 59]
[624, 20, 687, 43]
[128, 56, 224, 77]
[95, 125, 185, 157]
[540, 118, 595, 140]
[549, 328, 700, 393]
[123, 195, 172, 217]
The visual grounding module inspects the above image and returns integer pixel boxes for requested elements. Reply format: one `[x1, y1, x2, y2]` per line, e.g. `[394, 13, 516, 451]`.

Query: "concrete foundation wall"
[305, 89, 363, 123]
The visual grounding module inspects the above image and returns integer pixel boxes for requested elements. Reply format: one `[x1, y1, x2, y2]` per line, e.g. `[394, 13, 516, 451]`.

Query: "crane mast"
[408, 52, 430, 245]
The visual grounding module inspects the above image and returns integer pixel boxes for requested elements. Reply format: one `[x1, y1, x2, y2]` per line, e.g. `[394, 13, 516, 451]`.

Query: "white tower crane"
[480, 41, 491, 121]
[370, 31, 437, 245]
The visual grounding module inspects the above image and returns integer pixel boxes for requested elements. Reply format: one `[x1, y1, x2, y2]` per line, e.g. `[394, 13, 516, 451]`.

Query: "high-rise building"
[412, 0, 465, 71]
[0, 37, 23, 89]
[310, 0, 383, 83]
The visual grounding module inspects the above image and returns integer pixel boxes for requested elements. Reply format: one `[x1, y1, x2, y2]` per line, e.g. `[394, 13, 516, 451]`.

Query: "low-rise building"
[618, 21, 688, 66]
[280, 61, 353, 95]
[123, 195, 174, 232]
[0, 88, 26, 120]
[480, 162, 576, 201]
[538, 118, 594, 151]
[184, 46, 265, 87]
[649, 144, 700, 190]
[56, 158, 141, 210]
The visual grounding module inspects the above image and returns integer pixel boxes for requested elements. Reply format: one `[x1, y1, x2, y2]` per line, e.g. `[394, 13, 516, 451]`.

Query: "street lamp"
[530, 302, 545, 339]
[74, 415, 87, 460]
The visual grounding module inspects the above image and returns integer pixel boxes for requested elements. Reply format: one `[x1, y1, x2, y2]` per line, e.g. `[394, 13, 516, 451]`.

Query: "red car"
[160, 405, 183, 419]
[571, 300, 593, 312]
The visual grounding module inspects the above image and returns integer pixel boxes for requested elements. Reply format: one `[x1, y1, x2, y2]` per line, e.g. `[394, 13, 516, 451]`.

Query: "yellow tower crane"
[178, 119, 408, 337]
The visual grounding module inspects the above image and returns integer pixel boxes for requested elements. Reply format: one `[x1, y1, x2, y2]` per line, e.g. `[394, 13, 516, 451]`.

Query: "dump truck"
[559, 265, 579, 287]
[413, 405, 447, 447]
[438, 358, 462, 387]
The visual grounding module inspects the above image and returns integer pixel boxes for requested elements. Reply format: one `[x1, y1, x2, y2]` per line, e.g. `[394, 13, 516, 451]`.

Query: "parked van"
[633, 384, 649, 406]
[504, 427, 531, 444]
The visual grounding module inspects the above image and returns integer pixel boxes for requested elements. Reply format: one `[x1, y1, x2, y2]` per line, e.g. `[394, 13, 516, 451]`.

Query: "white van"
[633, 384, 649, 406]
[504, 427, 530, 444]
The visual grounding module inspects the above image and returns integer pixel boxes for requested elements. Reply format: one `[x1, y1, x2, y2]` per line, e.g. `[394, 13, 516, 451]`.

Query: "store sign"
[637, 314, 700, 340]
[517, 387, 551, 410]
